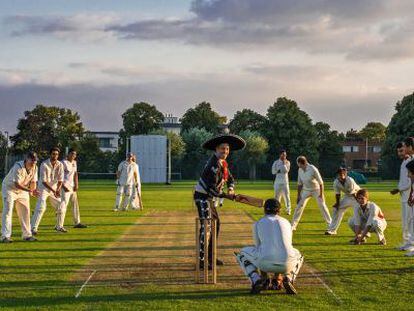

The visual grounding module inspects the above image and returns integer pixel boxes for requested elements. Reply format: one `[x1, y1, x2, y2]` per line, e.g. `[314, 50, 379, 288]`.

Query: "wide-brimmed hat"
[202, 134, 246, 151]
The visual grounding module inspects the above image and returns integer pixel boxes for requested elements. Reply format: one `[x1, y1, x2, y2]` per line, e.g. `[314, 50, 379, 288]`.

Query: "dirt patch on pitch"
[72, 208, 323, 292]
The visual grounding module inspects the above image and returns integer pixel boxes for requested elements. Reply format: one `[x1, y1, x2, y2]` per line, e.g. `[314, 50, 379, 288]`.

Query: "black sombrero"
[202, 134, 246, 151]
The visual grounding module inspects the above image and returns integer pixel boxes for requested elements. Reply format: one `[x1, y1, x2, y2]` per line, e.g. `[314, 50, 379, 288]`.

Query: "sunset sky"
[1, 0, 413, 133]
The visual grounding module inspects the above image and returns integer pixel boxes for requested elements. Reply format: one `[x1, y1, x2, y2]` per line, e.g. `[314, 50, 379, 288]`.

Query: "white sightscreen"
[130, 135, 167, 183]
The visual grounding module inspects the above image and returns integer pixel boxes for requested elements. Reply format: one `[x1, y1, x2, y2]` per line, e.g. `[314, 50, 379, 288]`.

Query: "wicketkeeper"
[194, 134, 245, 268]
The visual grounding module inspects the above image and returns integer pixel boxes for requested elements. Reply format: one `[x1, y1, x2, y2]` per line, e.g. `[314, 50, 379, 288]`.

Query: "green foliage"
[262, 97, 319, 177]
[235, 130, 269, 180]
[314, 122, 345, 177]
[180, 102, 224, 134]
[180, 128, 214, 179]
[149, 129, 186, 159]
[229, 109, 266, 134]
[0, 131, 7, 176]
[381, 94, 414, 178]
[10, 105, 84, 158]
[360, 122, 386, 141]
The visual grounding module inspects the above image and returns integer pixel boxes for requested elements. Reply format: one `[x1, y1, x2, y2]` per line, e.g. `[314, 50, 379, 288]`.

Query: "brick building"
[342, 138, 383, 171]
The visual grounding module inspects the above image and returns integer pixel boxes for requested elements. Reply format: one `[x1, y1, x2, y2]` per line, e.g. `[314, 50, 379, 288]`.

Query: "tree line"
[0, 94, 411, 180]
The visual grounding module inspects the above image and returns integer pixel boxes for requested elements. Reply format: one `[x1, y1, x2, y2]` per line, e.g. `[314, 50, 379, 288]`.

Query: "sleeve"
[253, 222, 260, 247]
[333, 179, 341, 194]
[271, 161, 277, 175]
[353, 206, 361, 226]
[32, 165, 38, 183]
[297, 170, 303, 186]
[200, 159, 221, 197]
[227, 169, 235, 190]
[57, 163, 64, 182]
[313, 166, 324, 185]
[40, 164, 48, 183]
[398, 163, 411, 192]
[13, 165, 24, 184]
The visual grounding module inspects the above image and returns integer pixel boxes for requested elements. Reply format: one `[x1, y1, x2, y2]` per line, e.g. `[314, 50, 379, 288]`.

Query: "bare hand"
[54, 190, 60, 198]
[30, 189, 40, 198]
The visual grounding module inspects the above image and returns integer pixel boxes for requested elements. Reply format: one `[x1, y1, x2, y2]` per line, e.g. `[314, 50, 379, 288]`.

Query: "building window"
[352, 146, 359, 152]
[99, 138, 112, 148]
[373, 146, 382, 153]
[343, 146, 351, 152]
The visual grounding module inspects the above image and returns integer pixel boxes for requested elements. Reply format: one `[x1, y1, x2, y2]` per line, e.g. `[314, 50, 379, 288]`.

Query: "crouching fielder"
[326, 167, 360, 235]
[349, 189, 387, 245]
[235, 199, 304, 295]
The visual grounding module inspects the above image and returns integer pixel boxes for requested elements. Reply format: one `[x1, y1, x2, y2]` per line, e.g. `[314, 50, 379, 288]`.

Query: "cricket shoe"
[24, 236, 37, 242]
[397, 243, 413, 251]
[283, 276, 297, 295]
[55, 227, 68, 233]
[268, 277, 283, 290]
[1, 237, 13, 243]
[73, 223, 87, 229]
[250, 278, 264, 294]
[379, 238, 387, 246]
[286, 211, 291, 216]
[325, 231, 337, 236]
[113, 208, 119, 212]
[31, 229, 38, 236]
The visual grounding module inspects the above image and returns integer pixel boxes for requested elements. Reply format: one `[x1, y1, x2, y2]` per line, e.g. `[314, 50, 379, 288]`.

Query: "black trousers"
[194, 192, 221, 262]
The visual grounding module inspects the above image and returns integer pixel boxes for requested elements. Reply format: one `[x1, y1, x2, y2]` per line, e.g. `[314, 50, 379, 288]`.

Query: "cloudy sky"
[1, 0, 413, 134]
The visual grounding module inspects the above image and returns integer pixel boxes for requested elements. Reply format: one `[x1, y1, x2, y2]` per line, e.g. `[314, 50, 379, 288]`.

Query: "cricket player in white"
[235, 199, 303, 295]
[114, 152, 139, 211]
[404, 159, 414, 256]
[57, 149, 87, 230]
[326, 168, 360, 235]
[272, 150, 291, 215]
[391, 141, 413, 250]
[291, 156, 331, 231]
[130, 154, 142, 210]
[1, 152, 39, 243]
[349, 189, 387, 245]
[31, 147, 64, 234]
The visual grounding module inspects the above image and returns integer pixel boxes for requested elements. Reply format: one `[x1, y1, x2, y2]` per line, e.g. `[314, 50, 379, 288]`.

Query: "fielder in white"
[235, 199, 304, 295]
[272, 149, 291, 215]
[391, 140, 413, 250]
[325, 167, 360, 235]
[130, 154, 142, 210]
[57, 148, 87, 231]
[114, 152, 140, 211]
[291, 156, 331, 231]
[1, 152, 39, 243]
[349, 189, 387, 245]
[31, 147, 64, 234]
[404, 159, 414, 256]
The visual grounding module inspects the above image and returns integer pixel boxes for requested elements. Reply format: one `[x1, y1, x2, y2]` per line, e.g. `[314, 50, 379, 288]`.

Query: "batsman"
[194, 133, 246, 269]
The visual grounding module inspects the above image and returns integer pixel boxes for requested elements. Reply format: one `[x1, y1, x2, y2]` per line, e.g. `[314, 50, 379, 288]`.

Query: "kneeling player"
[235, 199, 303, 294]
[349, 189, 387, 245]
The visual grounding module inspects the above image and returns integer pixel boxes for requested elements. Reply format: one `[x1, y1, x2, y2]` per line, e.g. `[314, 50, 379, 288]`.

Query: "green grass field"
[1, 180, 413, 310]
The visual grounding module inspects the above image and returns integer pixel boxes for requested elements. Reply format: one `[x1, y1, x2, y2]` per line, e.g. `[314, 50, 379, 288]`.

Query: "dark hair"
[68, 148, 77, 154]
[406, 160, 414, 174]
[396, 142, 404, 149]
[404, 137, 414, 148]
[279, 149, 287, 155]
[50, 147, 60, 154]
[297, 156, 307, 165]
[26, 151, 38, 162]
[356, 189, 369, 199]
[337, 167, 347, 174]
[264, 198, 281, 215]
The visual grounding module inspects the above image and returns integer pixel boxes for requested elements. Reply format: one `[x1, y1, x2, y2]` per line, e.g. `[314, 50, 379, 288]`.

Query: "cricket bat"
[234, 194, 264, 208]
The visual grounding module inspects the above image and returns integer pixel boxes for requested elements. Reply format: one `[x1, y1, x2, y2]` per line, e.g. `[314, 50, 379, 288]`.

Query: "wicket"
[195, 217, 217, 284]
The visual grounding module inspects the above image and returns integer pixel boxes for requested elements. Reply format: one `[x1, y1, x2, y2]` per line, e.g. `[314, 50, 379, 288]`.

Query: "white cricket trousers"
[291, 189, 332, 230]
[114, 184, 133, 210]
[239, 246, 303, 282]
[1, 189, 33, 239]
[327, 196, 358, 233]
[31, 190, 61, 231]
[401, 198, 411, 245]
[274, 183, 291, 213]
[57, 187, 81, 228]
[348, 217, 387, 241]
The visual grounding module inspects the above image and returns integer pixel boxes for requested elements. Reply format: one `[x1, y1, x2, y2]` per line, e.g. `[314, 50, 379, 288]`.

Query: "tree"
[381, 93, 414, 178]
[180, 102, 224, 134]
[228, 109, 266, 134]
[314, 122, 345, 177]
[149, 129, 186, 160]
[73, 132, 106, 173]
[235, 130, 269, 180]
[360, 122, 386, 141]
[0, 131, 7, 176]
[180, 128, 214, 179]
[11, 105, 84, 158]
[345, 129, 362, 139]
[262, 97, 319, 178]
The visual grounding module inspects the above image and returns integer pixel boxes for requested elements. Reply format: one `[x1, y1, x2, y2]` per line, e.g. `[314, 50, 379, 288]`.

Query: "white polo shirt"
[334, 176, 360, 197]
[253, 215, 298, 263]
[38, 159, 64, 192]
[297, 164, 324, 191]
[272, 159, 290, 185]
[2, 161, 38, 193]
[62, 159, 77, 189]
[399, 156, 413, 201]
[118, 160, 139, 186]
[353, 202, 385, 227]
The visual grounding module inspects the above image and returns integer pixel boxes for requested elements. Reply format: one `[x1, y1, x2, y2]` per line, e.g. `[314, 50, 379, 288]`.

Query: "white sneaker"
[113, 208, 119, 212]
[397, 243, 412, 251]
